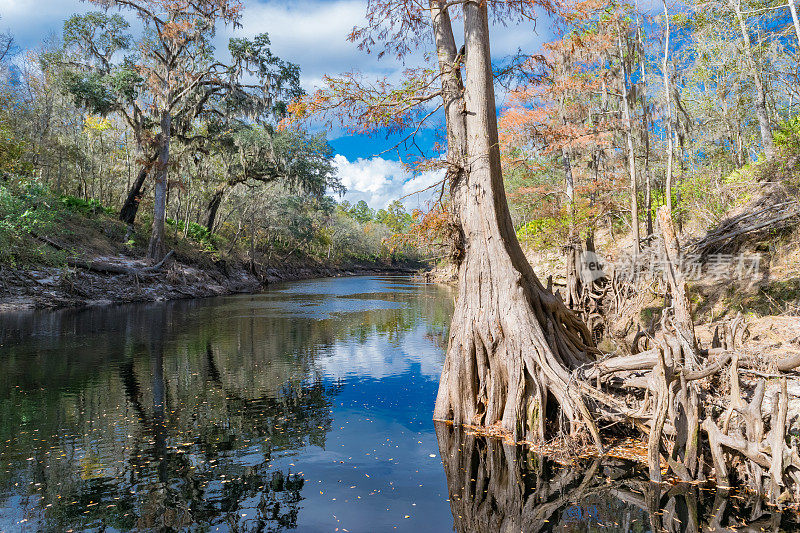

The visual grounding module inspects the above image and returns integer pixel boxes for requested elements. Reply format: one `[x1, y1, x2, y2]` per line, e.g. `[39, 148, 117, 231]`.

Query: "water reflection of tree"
[0, 279, 456, 531]
[435, 423, 796, 533]
[0, 303, 341, 531]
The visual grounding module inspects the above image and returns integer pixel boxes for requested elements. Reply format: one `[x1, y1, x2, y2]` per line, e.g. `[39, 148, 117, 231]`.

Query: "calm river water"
[0, 276, 795, 532]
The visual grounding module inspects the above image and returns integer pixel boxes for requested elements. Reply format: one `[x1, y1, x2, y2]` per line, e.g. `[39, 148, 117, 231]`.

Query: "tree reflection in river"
[436, 423, 799, 533]
[0, 276, 456, 532]
[4, 276, 799, 532]
[0, 299, 340, 531]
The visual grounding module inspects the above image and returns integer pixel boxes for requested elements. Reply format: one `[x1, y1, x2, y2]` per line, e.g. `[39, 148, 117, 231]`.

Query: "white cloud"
[313, 326, 444, 381]
[332, 154, 444, 210]
[222, 0, 410, 92]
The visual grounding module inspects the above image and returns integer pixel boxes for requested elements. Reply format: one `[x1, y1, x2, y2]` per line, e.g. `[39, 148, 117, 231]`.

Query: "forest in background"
[0, 1, 421, 275]
[495, 0, 800, 254]
[490, 0, 800, 324]
[3, 0, 798, 292]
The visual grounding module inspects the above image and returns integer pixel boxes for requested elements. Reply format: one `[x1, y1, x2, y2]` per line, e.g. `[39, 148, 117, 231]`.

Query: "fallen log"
[695, 207, 800, 255]
[692, 181, 800, 256]
[32, 233, 175, 276]
[67, 251, 174, 276]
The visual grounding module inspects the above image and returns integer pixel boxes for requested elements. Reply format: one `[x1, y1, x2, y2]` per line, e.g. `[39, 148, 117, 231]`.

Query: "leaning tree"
[61, 1, 303, 260]
[203, 127, 343, 234]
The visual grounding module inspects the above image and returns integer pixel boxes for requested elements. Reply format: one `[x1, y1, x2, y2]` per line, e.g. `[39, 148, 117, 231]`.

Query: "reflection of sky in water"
[313, 328, 444, 381]
[0, 275, 793, 532]
[272, 276, 417, 296]
[0, 276, 457, 532]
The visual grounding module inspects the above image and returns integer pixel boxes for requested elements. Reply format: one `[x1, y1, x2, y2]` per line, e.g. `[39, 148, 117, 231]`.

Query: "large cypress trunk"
[432, 1, 599, 445]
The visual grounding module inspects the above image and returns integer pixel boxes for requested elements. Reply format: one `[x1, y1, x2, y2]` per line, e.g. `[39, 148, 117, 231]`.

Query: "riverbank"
[0, 257, 422, 313]
[0, 189, 426, 313]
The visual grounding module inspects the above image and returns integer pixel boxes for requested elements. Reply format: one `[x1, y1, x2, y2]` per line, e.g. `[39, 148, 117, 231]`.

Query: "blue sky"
[0, 0, 553, 210]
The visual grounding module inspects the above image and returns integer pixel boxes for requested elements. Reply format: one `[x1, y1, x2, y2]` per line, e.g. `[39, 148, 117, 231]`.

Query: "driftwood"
[67, 251, 174, 275]
[33, 233, 174, 276]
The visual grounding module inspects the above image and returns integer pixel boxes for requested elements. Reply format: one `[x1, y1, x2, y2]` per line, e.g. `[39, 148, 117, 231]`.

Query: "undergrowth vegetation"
[0, 178, 421, 271]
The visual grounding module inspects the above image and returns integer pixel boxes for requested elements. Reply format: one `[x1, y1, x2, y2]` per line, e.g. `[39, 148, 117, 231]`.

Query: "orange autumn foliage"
[498, 0, 635, 243]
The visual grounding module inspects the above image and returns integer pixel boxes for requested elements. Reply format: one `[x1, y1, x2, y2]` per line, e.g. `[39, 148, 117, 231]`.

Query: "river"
[0, 276, 794, 532]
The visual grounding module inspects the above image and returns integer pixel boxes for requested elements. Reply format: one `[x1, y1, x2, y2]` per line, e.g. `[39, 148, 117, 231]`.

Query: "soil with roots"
[436, 423, 800, 532]
[435, 204, 800, 507]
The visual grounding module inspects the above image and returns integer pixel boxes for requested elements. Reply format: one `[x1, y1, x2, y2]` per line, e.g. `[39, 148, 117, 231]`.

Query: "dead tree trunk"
[433, 1, 600, 446]
[119, 152, 158, 225]
[69, 251, 174, 275]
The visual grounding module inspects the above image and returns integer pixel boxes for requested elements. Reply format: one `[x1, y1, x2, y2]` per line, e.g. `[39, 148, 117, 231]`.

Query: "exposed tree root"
[562, 236, 609, 342]
[436, 422, 797, 532]
[692, 182, 800, 257]
[68, 251, 175, 275]
[33, 232, 176, 275]
[573, 282, 800, 503]
[439, 198, 800, 503]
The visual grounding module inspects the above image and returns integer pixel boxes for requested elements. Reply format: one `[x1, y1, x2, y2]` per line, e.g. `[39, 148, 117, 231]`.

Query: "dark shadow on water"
[4, 273, 797, 532]
[436, 422, 800, 532]
[0, 276, 456, 532]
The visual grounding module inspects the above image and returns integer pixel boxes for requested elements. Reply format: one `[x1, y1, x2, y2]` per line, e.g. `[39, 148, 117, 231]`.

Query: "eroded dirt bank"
[0, 258, 421, 313]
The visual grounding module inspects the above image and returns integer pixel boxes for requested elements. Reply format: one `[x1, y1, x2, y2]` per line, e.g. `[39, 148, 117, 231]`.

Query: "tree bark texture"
[206, 187, 225, 233]
[637, 24, 653, 237]
[432, 1, 599, 446]
[119, 151, 158, 225]
[148, 111, 171, 261]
